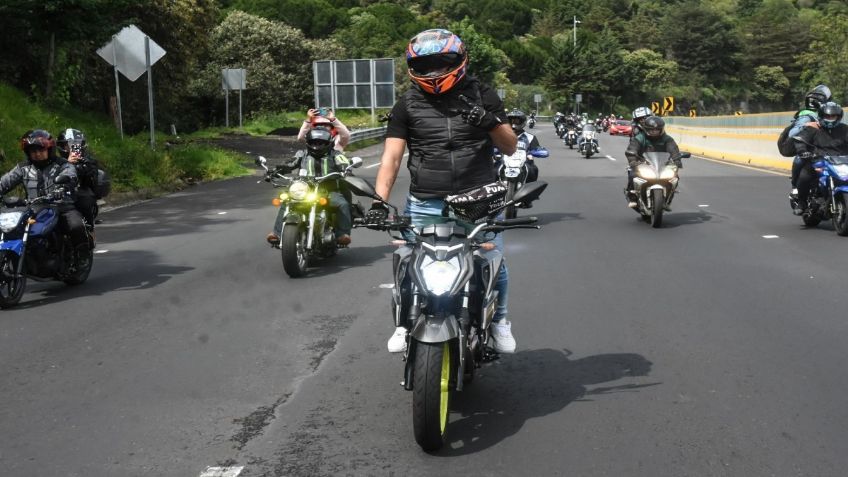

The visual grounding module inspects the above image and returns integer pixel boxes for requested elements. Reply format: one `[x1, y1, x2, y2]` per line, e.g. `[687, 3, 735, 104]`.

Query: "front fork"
[305, 203, 317, 251]
[1, 222, 30, 276]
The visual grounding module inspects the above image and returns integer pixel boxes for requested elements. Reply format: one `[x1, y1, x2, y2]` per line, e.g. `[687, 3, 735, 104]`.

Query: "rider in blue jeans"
[367, 29, 518, 354]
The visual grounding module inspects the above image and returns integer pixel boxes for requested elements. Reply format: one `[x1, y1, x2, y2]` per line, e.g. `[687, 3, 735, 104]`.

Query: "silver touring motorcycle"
[629, 151, 690, 228]
[350, 177, 547, 451]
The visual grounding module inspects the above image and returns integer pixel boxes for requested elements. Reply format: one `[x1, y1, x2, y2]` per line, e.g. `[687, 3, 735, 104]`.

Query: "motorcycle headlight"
[660, 166, 677, 179]
[0, 211, 23, 233]
[636, 164, 657, 179]
[420, 256, 461, 296]
[833, 164, 848, 179]
[288, 181, 309, 200]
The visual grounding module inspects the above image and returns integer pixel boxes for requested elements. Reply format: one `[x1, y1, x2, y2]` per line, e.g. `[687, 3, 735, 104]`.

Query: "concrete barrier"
[665, 125, 788, 171]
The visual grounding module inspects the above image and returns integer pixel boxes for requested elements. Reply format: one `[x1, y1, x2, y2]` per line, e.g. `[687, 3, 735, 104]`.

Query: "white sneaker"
[387, 326, 407, 353]
[490, 320, 516, 354]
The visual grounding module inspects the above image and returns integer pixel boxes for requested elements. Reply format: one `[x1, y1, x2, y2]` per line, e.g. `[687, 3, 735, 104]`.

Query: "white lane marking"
[200, 466, 244, 477]
[605, 155, 617, 161]
[245, 151, 251, 154]
[94, 249, 109, 254]
[698, 204, 710, 207]
[762, 235, 779, 239]
[218, 211, 227, 215]
[379, 283, 394, 289]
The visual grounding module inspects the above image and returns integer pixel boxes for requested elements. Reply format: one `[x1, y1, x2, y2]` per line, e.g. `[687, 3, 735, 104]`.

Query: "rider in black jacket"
[624, 116, 682, 208]
[57, 128, 100, 235]
[369, 28, 519, 354]
[0, 130, 88, 255]
[793, 101, 848, 215]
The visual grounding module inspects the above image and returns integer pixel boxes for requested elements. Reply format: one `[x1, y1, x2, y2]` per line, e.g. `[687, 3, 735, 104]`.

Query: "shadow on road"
[530, 211, 584, 226]
[14, 249, 193, 309]
[661, 210, 713, 228]
[287, 243, 394, 278]
[440, 349, 658, 456]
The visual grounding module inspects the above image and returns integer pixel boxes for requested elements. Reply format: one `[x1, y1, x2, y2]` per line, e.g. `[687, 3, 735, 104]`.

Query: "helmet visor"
[645, 127, 663, 137]
[408, 53, 463, 78]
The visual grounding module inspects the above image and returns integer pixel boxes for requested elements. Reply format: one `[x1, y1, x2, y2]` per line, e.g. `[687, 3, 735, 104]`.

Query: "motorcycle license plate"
[504, 167, 520, 178]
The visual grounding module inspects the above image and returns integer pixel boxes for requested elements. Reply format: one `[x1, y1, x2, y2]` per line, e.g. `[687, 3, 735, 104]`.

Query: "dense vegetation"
[1, 0, 847, 134]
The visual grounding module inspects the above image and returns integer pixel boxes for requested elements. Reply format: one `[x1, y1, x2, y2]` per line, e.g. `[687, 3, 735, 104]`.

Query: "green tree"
[751, 65, 790, 105]
[660, 1, 743, 84]
[621, 49, 679, 95]
[191, 11, 345, 118]
[226, 0, 350, 38]
[449, 18, 511, 85]
[332, 3, 429, 58]
[797, 12, 848, 101]
[741, 0, 809, 85]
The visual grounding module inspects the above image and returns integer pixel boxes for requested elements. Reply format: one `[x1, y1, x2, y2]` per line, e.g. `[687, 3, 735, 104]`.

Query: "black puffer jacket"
[0, 156, 78, 205]
[796, 123, 848, 157]
[393, 77, 500, 198]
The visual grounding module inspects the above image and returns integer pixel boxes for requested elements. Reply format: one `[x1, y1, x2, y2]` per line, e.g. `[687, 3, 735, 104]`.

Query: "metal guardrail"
[349, 126, 387, 144]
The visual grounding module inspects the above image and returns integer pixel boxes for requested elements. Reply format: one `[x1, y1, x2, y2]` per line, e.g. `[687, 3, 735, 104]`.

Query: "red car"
[609, 120, 633, 136]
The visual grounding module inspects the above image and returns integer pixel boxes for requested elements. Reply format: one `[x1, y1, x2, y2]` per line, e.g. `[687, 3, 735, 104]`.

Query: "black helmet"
[506, 108, 527, 131]
[805, 84, 832, 111]
[643, 116, 665, 137]
[57, 128, 87, 159]
[20, 129, 56, 157]
[818, 101, 844, 130]
[306, 128, 334, 156]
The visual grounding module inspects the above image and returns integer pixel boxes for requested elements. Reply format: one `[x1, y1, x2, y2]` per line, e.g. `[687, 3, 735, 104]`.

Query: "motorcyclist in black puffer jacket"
[57, 128, 100, 236]
[0, 130, 89, 255]
[793, 101, 848, 215]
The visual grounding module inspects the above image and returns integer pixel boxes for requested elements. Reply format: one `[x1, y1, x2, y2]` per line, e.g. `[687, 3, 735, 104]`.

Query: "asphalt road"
[2, 124, 847, 477]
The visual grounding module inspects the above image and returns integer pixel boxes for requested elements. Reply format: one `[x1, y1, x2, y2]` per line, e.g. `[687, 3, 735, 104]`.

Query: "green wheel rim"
[439, 342, 450, 433]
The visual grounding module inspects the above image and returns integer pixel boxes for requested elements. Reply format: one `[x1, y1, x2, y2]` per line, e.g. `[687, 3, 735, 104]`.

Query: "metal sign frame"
[313, 58, 395, 118]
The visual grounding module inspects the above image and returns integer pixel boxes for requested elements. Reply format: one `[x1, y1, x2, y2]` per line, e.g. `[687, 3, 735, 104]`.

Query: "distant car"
[609, 120, 633, 136]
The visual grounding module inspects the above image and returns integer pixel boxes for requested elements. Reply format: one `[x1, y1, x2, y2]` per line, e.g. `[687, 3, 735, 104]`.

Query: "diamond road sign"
[97, 25, 166, 82]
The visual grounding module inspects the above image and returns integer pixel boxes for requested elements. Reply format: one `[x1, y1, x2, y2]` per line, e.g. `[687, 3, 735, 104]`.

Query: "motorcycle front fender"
[0, 240, 23, 256]
[410, 314, 460, 343]
[283, 211, 304, 226]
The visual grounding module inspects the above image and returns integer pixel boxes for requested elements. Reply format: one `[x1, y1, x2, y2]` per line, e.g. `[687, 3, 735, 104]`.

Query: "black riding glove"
[452, 95, 502, 131]
[366, 202, 389, 224]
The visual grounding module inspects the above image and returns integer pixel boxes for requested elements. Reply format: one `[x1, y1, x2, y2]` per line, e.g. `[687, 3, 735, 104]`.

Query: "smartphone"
[316, 107, 329, 117]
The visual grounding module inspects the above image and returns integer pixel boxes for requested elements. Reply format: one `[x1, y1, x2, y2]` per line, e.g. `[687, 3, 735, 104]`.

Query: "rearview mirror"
[679, 152, 691, 159]
[55, 175, 72, 185]
[255, 156, 268, 171]
[511, 181, 548, 206]
[350, 156, 363, 168]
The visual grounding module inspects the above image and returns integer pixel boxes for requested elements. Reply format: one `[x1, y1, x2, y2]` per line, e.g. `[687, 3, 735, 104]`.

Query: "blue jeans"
[404, 194, 509, 322]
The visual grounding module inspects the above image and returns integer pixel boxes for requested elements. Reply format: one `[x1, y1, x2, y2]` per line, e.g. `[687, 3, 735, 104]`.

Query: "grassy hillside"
[0, 83, 250, 194]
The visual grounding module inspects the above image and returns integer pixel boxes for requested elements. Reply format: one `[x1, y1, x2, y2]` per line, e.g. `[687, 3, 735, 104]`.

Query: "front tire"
[281, 224, 308, 277]
[650, 188, 664, 228]
[834, 194, 848, 236]
[412, 340, 455, 452]
[505, 182, 517, 219]
[0, 252, 26, 308]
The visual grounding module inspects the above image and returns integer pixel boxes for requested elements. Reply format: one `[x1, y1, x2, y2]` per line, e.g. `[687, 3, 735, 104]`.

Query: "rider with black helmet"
[623, 116, 682, 209]
[57, 128, 102, 237]
[789, 85, 833, 199]
[0, 129, 89, 258]
[505, 108, 541, 183]
[266, 116, 354, 246]
[792, 101, 848, 215]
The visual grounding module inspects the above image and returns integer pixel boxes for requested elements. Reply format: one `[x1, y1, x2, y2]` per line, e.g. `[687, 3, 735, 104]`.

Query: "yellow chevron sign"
[651, 102, 660, 115]
[689, 109, 697, 117]
[663, 96, 674, 115]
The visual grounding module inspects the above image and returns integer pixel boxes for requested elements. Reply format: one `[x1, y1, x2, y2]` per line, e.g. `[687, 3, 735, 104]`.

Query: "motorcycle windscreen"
[642, 152, 671, 171]
[827, 155, 848, 165]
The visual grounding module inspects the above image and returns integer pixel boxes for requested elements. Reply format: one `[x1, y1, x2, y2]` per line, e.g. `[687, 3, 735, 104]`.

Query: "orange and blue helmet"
[406, 29, 468, 95]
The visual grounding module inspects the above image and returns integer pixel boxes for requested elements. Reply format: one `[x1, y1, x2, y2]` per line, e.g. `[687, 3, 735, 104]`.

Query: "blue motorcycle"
[0, 176, 94, 307]
[789, 154, 848, 234]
